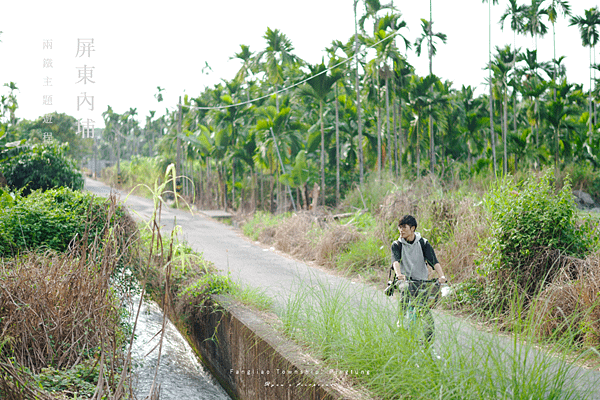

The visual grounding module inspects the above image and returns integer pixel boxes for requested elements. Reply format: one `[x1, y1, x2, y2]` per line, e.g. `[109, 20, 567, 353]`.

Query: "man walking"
[391, 215, 447, 344]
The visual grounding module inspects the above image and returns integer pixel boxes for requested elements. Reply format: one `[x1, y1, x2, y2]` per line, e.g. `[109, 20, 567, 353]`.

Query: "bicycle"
[386, 276, 450, 350]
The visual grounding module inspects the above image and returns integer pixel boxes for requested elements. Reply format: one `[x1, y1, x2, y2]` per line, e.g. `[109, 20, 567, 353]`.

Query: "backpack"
[390, 237, 429, 270]
[384, 237, 439, 299]
[385, 238, 428, 296]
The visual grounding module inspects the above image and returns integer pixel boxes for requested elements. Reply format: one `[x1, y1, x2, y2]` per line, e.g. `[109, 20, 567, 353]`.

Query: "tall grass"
[241, 211, 293, 242]
[279, 276, 599, 400]
[101, 155, 162, 197]
[241, 169, 600, 350]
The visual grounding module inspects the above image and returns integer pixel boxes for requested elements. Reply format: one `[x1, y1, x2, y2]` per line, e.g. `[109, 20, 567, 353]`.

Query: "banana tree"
[280, 150, 311, 209]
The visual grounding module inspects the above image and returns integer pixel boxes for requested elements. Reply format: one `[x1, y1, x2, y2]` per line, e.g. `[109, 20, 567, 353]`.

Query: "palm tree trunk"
[399, 94, 404, 178]
[535, 98, 540, 167]
[512, 31, 518, 152]
[416, 117, 421, 179]
[393, 97, 399, 178]
[553, 21, 557, 101]
[320, 100, 325, 207]
[503, 85, 508, 175]
[595, 50, 597, 126]
[376, 67, 382, 179]
[590, 45, 593, 142]
[177, 98, 182, 186]
[335, 85, 340, 206]
[232, 158, 236, 210]
[116, 127, 121, 178]
[252, 171, 257, 212]
[555, 126, 559, 172]
[490, 88, 496, 175]
[488, 0, 497, 177]
[354, 0, 364, 187]
[385, 72, 392, 175]
[269, 157, 275, 213]
[429, 112, 434, 174]
[429, 0, 435, 175]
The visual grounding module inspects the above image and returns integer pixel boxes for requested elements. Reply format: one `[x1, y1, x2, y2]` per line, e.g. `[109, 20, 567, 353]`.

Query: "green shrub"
[0, 187, 127, 256]
[181, 273, 236, 298]
[35, 358, 100, 397]
[471, 169, 593, 311]
[0, 142, 83, 195]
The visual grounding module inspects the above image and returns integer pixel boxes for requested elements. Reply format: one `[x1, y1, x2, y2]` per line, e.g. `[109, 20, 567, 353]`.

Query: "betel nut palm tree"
[570, 7, 600, 143]
[544, 0, 571, 95]
[482, 0, 499, 176]
[500, 0, 526, 139]
[255, 28, 302, 112]
[414, 11, 447, 175]
[300, 61, 342, 207]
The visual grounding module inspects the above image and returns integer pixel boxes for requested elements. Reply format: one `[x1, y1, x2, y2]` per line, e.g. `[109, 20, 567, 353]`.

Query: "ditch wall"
[174, 295, 369, 400]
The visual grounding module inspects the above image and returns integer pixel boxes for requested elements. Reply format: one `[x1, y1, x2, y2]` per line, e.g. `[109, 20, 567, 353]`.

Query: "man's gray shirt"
[391, 232, 439, 281]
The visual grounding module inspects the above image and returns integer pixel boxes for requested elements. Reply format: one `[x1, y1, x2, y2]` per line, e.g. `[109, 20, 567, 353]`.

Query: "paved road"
[85, 177, 600, 399]
[84, 178, 358, 307]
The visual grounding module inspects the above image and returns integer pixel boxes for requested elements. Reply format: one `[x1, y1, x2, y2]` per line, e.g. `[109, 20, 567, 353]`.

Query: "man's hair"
[398, 215, 417, 229]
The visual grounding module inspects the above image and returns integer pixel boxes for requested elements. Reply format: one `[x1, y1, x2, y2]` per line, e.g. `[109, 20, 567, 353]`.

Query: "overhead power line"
[178, 31, 401, 111]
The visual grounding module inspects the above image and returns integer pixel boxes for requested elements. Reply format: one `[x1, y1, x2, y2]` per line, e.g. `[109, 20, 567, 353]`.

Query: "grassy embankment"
[240, 167, 600, 399]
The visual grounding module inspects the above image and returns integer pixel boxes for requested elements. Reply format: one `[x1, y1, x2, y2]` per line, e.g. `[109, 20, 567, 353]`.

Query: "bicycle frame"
[396, 279, 443, 345]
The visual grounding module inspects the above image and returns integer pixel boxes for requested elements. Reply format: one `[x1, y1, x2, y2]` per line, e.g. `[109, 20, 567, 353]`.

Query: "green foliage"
[0, 187, 123, 256]
[336, 235, 386, 273]
[335, 213, 386, 272]
[280, 150, 309, 188]
[563, 162, 600, 202]
[484, 169, 588, 268]
[102, 155, 163, 197]
[470, 169, 593, 310]
[181, 273, 236, 298]
[179, 272, 273, 312]
[339, 172, 399, 212]
[35, 361, 100, 398]
[0, 142, 84, 195]
[241, 211, 292, 241]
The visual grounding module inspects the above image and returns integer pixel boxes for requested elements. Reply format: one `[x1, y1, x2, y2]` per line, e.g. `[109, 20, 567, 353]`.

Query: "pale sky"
[0, 0, 598, 129]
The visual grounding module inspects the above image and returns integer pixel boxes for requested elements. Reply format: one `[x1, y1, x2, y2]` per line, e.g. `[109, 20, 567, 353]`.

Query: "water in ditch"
[129, 295, 231, 400]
